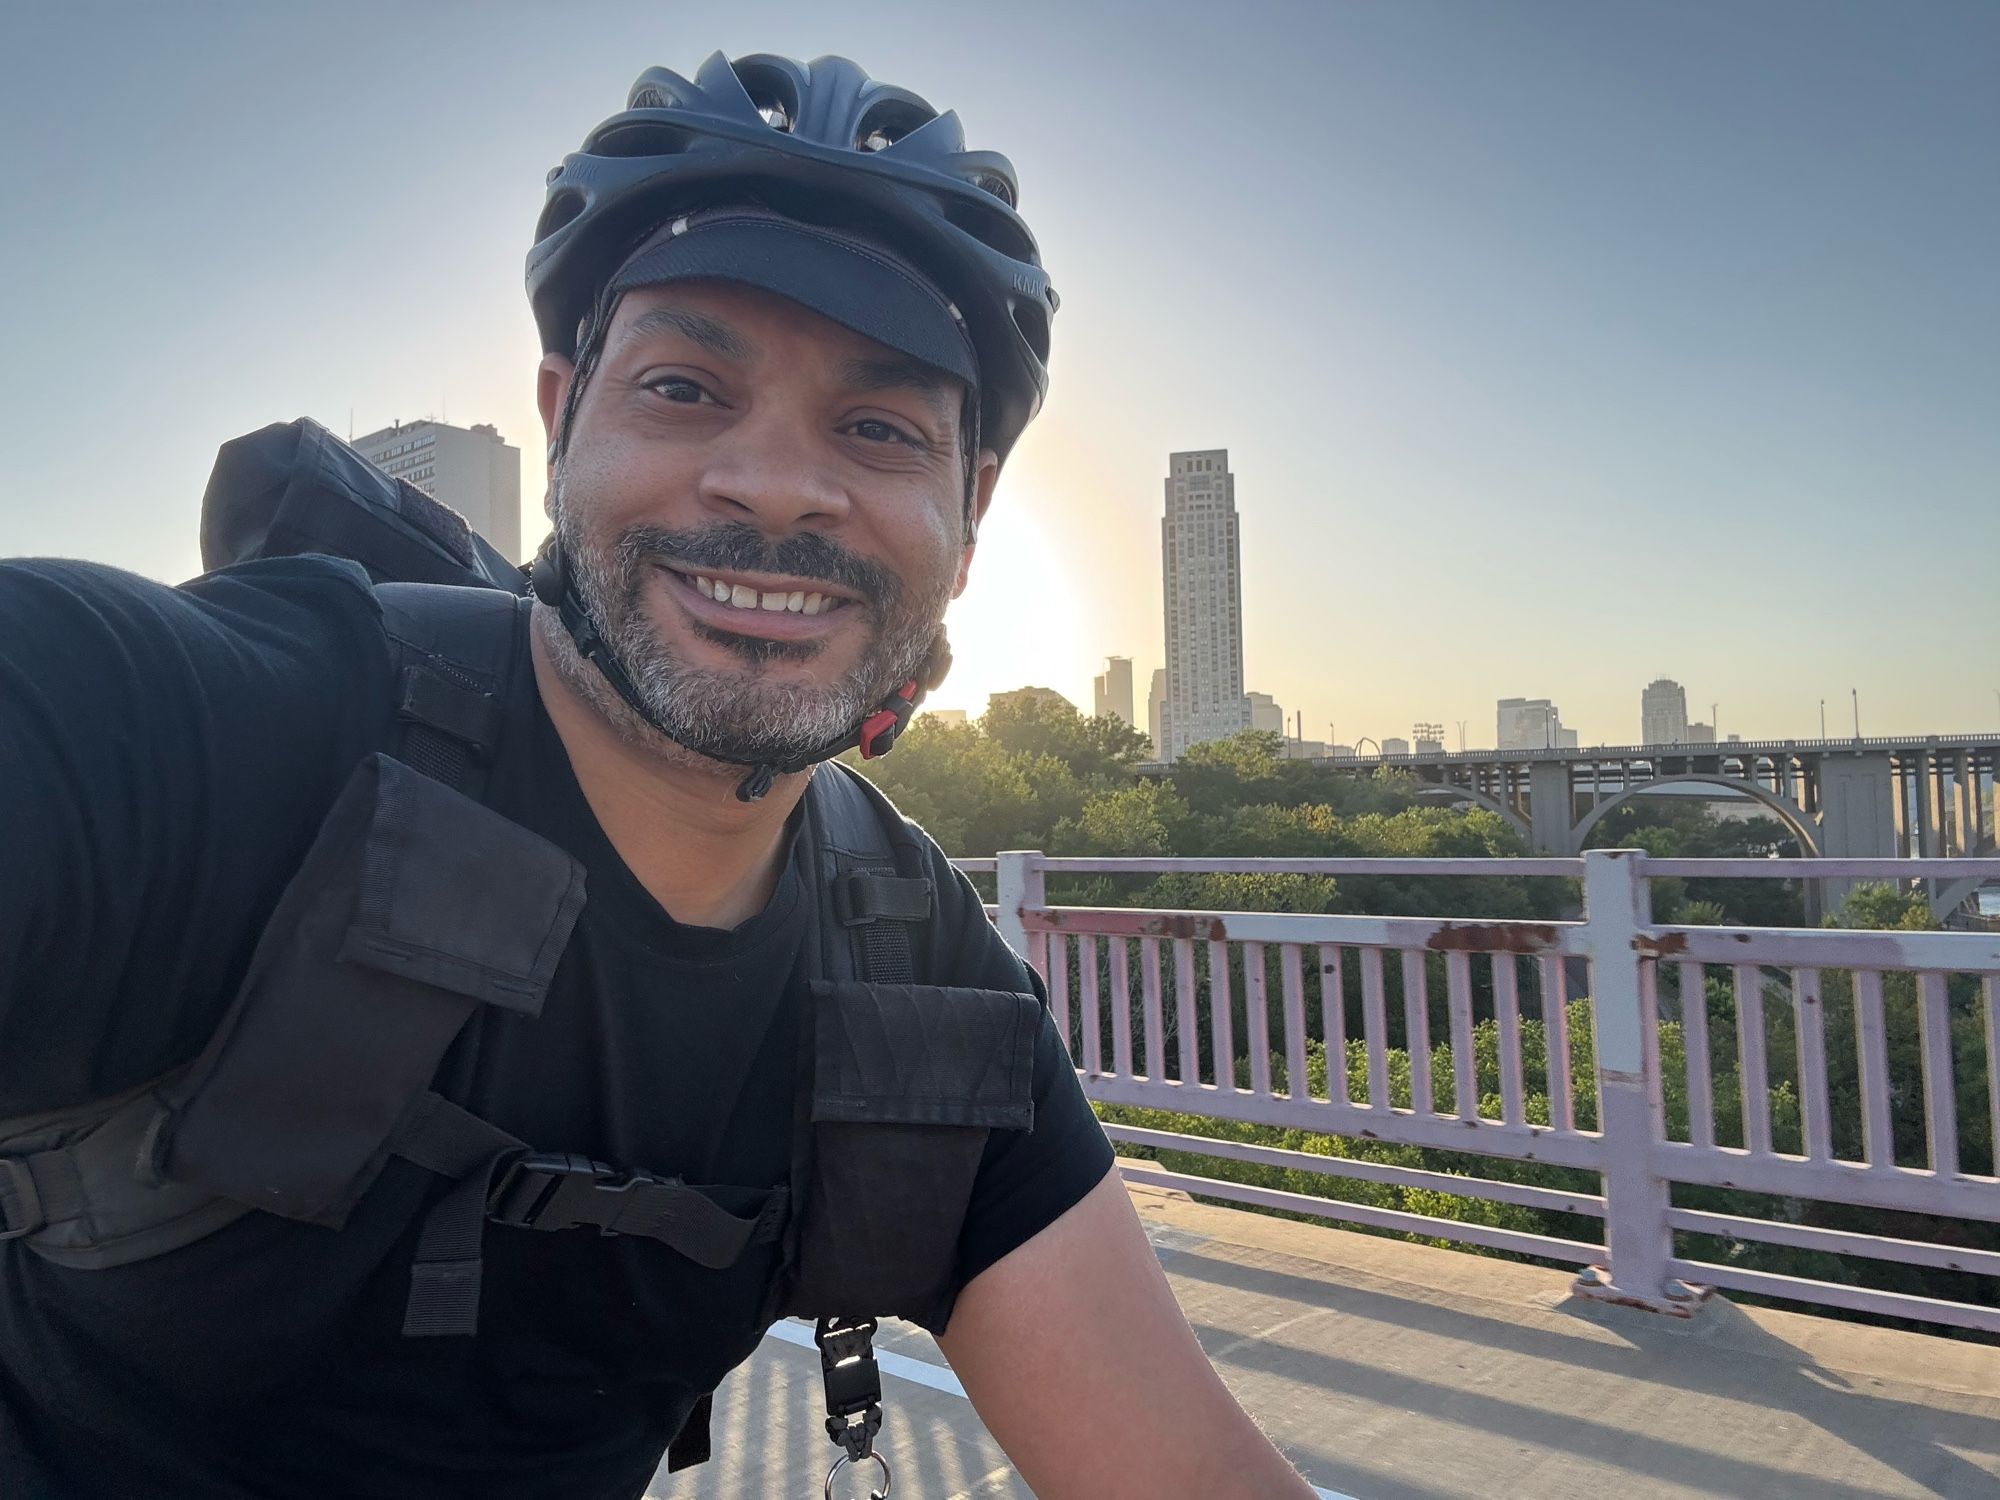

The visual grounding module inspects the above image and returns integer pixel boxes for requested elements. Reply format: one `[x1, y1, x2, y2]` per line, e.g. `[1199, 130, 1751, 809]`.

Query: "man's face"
[537, 279, 997, 769]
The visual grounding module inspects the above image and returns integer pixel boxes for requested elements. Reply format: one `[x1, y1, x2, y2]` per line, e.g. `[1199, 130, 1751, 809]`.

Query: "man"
[0, 53, 1315, 1499]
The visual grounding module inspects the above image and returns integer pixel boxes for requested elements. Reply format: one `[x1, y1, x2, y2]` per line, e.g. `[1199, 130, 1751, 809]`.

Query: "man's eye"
[647, 377, 709, 404]
[850, 418, 920, 447]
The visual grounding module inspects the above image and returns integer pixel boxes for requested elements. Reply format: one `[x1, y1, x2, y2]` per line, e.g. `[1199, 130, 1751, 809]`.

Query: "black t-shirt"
[0, 556, 1112, 1500]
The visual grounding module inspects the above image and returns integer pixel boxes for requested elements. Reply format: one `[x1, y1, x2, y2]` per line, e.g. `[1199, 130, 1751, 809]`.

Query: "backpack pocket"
[786, 980, 1037, 1332]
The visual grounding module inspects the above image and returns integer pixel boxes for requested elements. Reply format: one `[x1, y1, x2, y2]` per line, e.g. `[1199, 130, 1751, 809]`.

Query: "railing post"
[995, 850, 1047, 979]
[1573, 848, 1708, 1316]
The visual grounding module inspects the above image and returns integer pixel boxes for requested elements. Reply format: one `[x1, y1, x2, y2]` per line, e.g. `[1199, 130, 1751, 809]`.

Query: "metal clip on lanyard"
[816, 1315, 892, 1499]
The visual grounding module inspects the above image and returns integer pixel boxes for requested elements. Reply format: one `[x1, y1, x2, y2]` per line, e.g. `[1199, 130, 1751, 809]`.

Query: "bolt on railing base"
[1570, 1265, 1713, 1318]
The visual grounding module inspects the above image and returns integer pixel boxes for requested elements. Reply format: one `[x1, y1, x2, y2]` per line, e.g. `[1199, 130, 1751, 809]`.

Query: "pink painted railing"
[971, 850, 2000, 1334]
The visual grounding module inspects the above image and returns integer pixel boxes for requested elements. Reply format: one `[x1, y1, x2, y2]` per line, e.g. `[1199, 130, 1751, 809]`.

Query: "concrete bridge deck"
[653, 1170, 2000, 1499]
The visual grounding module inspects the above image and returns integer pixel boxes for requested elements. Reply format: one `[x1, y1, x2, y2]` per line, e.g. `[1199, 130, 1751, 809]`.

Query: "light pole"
[1820, 699, 1826, 739]
[1851, 688, 1861, 739]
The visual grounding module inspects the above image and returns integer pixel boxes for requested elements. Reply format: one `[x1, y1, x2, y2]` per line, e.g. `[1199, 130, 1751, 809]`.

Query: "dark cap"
[604, 208, 979, 388]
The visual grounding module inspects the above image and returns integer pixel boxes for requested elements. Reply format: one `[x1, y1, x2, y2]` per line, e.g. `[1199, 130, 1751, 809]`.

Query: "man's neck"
[528, 621, 808, 930]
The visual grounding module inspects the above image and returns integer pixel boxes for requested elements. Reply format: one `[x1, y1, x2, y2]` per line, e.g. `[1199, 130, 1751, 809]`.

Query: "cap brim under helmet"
[601, 207, 979, 391]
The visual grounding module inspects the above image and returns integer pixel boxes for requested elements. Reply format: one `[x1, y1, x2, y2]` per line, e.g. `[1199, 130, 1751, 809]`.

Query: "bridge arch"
[1414, 783, 1531, 844]
[1569, 775, 1821, 858]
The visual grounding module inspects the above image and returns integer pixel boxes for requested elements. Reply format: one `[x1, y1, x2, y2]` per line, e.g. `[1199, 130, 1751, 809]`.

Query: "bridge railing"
[965, 851, 2000, 1334]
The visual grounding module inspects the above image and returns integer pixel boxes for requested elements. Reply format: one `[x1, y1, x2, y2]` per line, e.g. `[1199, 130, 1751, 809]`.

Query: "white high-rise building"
[1093, 657, 1135, 727]
[353, 418, 525, 564]
[1160, 449, 1250, 759]
[1642, 678, 1690, 746]
[1498, 697, 1575, 751]
[1146, 669, 1166, 760]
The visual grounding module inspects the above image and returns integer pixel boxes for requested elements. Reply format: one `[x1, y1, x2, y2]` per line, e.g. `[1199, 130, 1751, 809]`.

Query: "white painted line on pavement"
[761, 1321, 1356, 1500]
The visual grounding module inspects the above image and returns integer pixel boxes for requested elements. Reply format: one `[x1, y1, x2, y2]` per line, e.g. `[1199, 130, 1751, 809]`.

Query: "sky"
[2, 1, 1995, 748]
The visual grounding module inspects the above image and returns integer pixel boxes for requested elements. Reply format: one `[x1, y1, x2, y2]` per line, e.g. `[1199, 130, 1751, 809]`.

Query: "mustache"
[612, 522, 902, 609]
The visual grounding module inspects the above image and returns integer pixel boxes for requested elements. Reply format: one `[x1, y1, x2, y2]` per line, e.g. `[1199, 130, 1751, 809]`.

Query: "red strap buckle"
[857, 681, 920, 760]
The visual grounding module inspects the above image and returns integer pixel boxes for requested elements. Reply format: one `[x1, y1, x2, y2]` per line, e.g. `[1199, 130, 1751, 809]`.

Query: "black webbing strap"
[394, 1092, 525, 1337]
[0, 1151, 83, 1241]
[485, 1154, 786, 1269]
[830, 872, 930, 988]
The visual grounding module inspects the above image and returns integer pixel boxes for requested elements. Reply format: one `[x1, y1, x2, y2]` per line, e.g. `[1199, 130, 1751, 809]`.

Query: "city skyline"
[4, 4, 1995, 746]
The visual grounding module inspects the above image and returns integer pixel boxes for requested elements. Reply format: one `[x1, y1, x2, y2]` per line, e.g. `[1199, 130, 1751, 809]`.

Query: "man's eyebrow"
[838, 355, 957, 426]
[615, 306, 754, 360]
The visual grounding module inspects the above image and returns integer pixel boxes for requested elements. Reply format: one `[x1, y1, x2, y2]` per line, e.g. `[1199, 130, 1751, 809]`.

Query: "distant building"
[925, 708, 968, 727]
[1281, 738, 1330, 760]
[1642, 678, 1690, 746]
[987, 686, 1075, 719]
[1412, 722, 1445, 755]
[1092, 656, 1135, 727]
[1246, 691, 1284, 735]
[1147, 668, 1166, 758]
[1687, 721, 1717, 745]
[1160, 449, 1250, 759]
[1497, 697, 1572, 751]
[1381, 737, 1411, 757]
[353, 418, 524, 563]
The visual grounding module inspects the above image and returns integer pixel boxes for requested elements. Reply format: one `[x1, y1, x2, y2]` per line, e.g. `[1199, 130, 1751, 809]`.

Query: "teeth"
[688, 571, 836, 617]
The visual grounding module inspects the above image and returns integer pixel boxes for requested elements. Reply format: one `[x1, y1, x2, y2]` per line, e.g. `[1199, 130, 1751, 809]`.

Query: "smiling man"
[0, 53, 1314, 1499]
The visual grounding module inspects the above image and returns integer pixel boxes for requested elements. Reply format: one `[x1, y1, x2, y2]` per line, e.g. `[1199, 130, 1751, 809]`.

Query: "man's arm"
[938, 1169, 1317, 1500]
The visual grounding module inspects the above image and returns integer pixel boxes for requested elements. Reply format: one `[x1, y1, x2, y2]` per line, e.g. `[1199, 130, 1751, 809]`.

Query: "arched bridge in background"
[1320, 733, 2000, 918]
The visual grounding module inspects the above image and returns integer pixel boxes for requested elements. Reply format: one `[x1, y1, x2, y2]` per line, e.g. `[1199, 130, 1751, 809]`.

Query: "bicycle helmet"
[528, 51, 1055, 467]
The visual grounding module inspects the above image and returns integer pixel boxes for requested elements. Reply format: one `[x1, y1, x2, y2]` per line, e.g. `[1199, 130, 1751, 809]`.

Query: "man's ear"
[537, 354, 575, 469]
[536, 354, 575, 521]
[954, 449, 1002, 598]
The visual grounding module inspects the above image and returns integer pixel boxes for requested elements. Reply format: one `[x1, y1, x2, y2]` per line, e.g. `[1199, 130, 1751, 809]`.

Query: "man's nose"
[695, 405, 852, 535]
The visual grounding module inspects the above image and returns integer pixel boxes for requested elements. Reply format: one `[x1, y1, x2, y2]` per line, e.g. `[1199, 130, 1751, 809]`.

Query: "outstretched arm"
[938, 1169, 1317, 1500]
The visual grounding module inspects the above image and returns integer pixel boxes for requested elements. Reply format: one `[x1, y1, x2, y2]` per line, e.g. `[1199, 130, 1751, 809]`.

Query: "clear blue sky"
[3, 1, 1994, 746]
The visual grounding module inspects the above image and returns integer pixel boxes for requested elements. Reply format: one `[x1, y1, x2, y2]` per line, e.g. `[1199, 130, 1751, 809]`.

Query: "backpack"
[0, 418, 1039, 1476]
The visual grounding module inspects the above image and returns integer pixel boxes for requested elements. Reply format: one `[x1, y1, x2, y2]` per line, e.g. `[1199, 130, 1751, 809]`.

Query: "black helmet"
[528, 52, 1056, 465]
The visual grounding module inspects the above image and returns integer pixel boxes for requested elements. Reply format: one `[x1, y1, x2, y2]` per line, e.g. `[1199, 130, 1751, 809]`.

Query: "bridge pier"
[1818, 754, 1898, 912]
[1530, 760, 1574, 854]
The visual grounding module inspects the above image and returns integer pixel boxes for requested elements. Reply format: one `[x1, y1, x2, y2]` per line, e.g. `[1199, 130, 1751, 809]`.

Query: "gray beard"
[545, 476, 951, 770]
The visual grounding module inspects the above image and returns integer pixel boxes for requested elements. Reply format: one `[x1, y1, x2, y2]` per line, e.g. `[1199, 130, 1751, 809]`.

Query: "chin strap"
[529, 540, 945, 803]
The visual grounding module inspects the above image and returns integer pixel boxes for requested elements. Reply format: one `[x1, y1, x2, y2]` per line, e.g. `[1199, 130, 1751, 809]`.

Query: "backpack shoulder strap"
[373, 582, 531, 801]
[804, 761, 936, 985]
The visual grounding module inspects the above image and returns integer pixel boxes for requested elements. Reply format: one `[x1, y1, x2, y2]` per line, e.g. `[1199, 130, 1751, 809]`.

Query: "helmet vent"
[971, 171, 1017, 209]
[855, 99, 935, 153]
[631, 84, 682, 110]
[591, 121, 695, 160]
[535, 189, 587, 240]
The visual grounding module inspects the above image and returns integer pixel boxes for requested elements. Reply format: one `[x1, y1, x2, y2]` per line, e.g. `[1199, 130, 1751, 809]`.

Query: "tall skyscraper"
[1093, 656, 1135, 727]
[1160, 449, 1250, 759]
[1497, 697, 1576, 751]
[1147, 669, 1166, 759]
[1641, 678, 1690, 746]
[353, 418, 525, 563]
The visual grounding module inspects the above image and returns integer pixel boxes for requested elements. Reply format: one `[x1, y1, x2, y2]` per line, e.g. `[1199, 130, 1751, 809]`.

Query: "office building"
[1413, 722, 1446, 755]
[1093, 657, 1135, 727]
[1642, 678, 1690, 746]
[1147, 669, 1166, 759]
[1246, 691, 1284, 735]
[1498, 697, 1576, 751]
[1381, 737, 1411, 757]
[353, 418, 524, 563]
[1688, 721, 1717, 746]
[1160, 449, 1250, 759]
